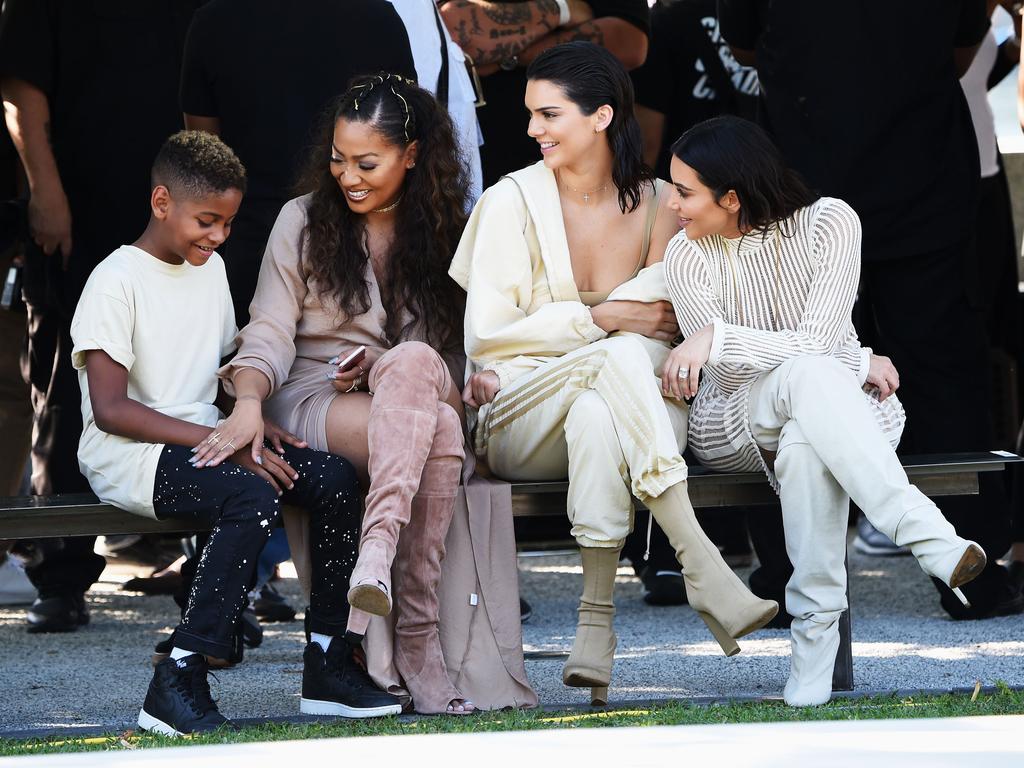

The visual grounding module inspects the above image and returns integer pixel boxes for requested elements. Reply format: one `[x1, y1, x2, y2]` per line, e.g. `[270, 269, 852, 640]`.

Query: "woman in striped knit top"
[661, 116, 986, 707]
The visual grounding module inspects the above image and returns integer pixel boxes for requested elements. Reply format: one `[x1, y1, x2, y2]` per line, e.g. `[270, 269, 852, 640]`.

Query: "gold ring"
[209, 435, 221, 444]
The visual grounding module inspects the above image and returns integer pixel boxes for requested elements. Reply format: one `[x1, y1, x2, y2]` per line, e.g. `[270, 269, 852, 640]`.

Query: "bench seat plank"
[0, 452, 1018, 539]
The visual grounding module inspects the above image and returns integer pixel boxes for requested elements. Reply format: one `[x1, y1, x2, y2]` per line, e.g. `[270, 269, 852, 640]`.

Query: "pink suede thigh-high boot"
[347, 342, 454, 619]
[392, 401, 467, 714]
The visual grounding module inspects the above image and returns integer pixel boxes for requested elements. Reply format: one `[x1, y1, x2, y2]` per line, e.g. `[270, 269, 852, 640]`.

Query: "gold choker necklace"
[371, 193, 403, 213]
[558, 172, 610, 203]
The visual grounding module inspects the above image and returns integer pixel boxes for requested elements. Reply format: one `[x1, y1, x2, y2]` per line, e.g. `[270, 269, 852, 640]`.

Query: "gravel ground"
[1, 538, 1022, 735]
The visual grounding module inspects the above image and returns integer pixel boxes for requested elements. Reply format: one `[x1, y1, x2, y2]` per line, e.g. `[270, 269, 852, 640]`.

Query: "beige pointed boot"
[392, 403, 469, 714]
[347, 343, 452, 617]
[646, 481, 778, 655]
[563, 546, 621, 706]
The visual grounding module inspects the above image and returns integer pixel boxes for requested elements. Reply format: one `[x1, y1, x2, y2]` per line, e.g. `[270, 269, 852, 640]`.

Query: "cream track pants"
[479, 337, 689, 548]
[748, 355, 967, 705]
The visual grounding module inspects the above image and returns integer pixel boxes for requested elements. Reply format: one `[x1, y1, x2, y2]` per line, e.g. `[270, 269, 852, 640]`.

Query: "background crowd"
[0, 0, 1022, 653]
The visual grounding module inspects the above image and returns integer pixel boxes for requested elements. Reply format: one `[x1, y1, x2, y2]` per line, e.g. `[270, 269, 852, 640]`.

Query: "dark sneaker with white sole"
[301, 639, 403, 718]
[138, 654, 234, 736]
[26, 593, 89, 633]
[853, 517, 910, 556]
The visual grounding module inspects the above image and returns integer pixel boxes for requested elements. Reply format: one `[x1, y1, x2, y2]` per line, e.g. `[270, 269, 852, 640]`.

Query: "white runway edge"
[6, 715, 1023, 768]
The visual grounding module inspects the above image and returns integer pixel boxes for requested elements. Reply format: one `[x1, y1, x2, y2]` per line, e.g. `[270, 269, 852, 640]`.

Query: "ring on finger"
[677, 368, 690, 378]
[222, 440, 236, 452]
[208, 432, 222, 443]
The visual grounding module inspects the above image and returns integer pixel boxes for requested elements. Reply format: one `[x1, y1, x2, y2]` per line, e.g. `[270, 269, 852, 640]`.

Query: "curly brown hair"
[295, 74, 469, 351]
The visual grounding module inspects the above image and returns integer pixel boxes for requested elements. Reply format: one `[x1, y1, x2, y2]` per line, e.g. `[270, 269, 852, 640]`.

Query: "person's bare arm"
[1, 76, 71, 262]
[85, 350, 295, 489]
[636, 104, 666, 169]
[184, 113, 221, 134]
[87, 349, 219, 447]
[954, 42, 983, 77]
[440, 0, 591, 66]
[519, 17, 649, 70]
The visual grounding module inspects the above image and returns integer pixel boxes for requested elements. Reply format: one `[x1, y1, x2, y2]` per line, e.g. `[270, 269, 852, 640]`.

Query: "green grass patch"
[4, 684, 1023, 757]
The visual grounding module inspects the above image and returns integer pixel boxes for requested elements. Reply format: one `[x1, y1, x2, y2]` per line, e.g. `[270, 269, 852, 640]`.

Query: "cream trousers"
[748, 355, 965, 705]
[479, 337, 689, 548]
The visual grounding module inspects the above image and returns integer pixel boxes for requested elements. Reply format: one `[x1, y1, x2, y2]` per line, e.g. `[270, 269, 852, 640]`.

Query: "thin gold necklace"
[371, 193, 403, 214]
[557, 171, 609, 203]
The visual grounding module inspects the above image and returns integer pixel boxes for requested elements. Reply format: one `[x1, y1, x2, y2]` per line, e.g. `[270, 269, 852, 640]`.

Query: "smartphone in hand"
[336, 345, 367, 373]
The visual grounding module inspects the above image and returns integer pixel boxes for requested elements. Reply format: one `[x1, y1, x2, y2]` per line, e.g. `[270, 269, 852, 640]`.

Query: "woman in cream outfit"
[451, 42, 777, 703]
[662, 116, 986, 706]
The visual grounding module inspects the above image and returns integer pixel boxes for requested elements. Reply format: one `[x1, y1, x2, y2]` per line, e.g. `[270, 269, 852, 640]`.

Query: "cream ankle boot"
[563, 546, 620, 705]
[783, 610, 842, 707]
[646, 481, 778, 655]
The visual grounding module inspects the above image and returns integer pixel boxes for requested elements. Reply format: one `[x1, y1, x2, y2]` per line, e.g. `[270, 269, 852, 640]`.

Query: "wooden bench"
[0, 451, 1018, 695]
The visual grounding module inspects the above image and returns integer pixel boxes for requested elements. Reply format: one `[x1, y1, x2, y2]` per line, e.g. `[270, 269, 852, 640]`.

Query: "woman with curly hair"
[198, 74, 482, 715]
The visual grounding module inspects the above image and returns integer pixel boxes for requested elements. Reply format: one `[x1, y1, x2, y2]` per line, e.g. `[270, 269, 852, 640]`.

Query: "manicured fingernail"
[325, 372, 337, 380]
[189, 456, 199, 464]
[190, 447, 198, 453]
[328, 357, 339, 365]
[255, 456, 263, 465]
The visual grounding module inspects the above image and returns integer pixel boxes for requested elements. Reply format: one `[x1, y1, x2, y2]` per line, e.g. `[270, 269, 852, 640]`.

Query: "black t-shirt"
[718, 0, 989, 261]
[180, 0, 415, 322]
[0, 0, 197, 284]
[477, 0, 651, 187]
[632, 0, 759, 178]
[180, 0, 415, 206]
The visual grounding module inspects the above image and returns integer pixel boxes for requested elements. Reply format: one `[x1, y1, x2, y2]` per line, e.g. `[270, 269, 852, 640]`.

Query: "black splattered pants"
[152, 444, 360, 659]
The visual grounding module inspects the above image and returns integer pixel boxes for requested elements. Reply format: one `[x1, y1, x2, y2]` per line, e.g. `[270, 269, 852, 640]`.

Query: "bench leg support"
[831, 553, 854, 691]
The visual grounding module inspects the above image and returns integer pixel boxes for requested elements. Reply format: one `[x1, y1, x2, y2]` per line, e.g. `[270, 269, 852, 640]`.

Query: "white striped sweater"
[663, 197, 905, 482]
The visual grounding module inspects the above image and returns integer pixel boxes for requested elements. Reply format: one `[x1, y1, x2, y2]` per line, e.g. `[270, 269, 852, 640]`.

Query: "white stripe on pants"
[480, 337, 689, 548]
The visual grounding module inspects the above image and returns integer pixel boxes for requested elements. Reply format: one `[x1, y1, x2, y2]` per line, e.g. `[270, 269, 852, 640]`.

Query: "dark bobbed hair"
[152, 130, 247, 198]
[526, 41, 654, 213]
[670, 116, 818, 236]
[295, 73, 469, 351]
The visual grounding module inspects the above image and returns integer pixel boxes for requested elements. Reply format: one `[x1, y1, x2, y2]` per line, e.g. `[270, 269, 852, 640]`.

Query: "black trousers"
[153, 444, 361, 658]
[20, 241, 105, 597]
[859, 241, 1013, 611]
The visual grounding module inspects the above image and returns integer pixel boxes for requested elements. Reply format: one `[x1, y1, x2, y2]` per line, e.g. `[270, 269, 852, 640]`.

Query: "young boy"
[70, 131, 401, 735]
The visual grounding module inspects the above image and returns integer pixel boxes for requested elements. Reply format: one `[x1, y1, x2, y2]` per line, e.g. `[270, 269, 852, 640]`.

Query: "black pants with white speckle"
[153, 444, 361, 659]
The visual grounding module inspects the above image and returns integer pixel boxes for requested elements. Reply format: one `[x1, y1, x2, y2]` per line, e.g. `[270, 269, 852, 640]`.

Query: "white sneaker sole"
[300, 697, 402, 718]
[137, 708, 184, 737]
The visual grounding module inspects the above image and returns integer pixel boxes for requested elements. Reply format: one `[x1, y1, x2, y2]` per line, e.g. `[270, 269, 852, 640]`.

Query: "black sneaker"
[26, 593, 89, 633]
[519, 597, 533, 624]
[300, 640, 403, 718]
[138, 654, 234, 736]
[240, 607, 263, 648]
[253, 583, 297, 622]
[639, 567, 688, 606]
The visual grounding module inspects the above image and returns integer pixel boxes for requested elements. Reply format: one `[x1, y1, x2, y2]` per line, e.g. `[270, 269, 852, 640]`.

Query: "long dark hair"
[527, 41, 654, 214]
[670, 116, 819, 236]
[295, 73, 469, 351]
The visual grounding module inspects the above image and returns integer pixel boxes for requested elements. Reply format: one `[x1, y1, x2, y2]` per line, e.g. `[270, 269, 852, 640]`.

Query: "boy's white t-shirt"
[70, 245, 238, 518]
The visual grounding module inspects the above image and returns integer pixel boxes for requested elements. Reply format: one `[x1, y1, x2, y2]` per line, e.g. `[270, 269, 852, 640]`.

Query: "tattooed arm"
[440, 1, 593, 66]
[519, 17, 648, 70]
